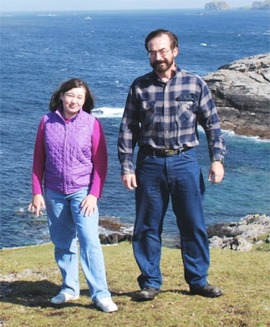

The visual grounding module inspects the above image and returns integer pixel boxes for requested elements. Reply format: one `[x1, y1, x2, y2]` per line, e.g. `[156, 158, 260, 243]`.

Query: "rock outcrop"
[99, 217, 133, 244]
[203, 53, 270, 139]
[99, 214, 270, 252]
[205, 1, 230, 10]
[208, 214, 270, 251]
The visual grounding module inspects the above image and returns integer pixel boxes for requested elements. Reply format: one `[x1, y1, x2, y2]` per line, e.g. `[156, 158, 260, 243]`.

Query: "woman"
[29, 78, 118, 313]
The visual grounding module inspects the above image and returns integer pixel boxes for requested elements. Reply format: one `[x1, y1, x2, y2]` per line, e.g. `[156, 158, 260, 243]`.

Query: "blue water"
[0, 9, 269, 248]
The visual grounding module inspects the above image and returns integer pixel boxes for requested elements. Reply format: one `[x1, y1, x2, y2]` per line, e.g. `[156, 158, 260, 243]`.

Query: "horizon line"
[0, 6, 253, 13]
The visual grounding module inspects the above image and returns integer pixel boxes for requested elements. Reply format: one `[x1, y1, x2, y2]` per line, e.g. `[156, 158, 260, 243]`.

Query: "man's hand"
[208, 161, 224, 184]
[121, 174, 137, 190]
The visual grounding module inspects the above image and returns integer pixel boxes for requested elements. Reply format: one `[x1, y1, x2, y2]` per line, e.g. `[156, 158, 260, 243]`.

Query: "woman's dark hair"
[49, 78, 94, 113]
[144, 29, 178, 51]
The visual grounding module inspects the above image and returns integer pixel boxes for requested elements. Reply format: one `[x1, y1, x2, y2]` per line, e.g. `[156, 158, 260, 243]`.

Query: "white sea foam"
[37, 14, 57, 17]
[93, 107, 124, 118]
[222, 129, 270, 143]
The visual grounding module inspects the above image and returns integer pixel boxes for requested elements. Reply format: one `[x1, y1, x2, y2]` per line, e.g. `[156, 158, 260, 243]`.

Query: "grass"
[1, 242, 270, 327]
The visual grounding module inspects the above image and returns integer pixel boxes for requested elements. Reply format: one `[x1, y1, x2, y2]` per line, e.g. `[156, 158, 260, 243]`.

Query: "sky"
[0, 0, 253, 12]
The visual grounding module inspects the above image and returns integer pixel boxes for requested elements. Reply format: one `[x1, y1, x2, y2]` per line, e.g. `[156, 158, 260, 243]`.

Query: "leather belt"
[140, 146, 191, 157]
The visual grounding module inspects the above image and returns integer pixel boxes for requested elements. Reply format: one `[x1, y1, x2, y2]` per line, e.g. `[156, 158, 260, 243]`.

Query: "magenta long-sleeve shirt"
[32, 116, 108, 198]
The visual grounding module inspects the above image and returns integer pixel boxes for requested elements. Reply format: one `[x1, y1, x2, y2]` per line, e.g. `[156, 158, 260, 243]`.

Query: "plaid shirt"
[118, 66, 226, 175]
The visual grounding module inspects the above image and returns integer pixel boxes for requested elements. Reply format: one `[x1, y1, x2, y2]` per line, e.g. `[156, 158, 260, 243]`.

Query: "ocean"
[0, 9, 269, 248]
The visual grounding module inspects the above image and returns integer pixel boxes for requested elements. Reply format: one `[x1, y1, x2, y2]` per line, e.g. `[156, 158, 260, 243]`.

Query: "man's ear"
[173, 47, 179, 58]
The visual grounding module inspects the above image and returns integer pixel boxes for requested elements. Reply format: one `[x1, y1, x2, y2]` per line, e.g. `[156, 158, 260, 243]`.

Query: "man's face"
[147, 34, 178, 73]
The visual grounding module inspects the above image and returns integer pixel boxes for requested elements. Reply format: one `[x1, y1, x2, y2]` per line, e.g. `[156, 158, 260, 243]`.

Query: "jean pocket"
[181, 148, 197, 161]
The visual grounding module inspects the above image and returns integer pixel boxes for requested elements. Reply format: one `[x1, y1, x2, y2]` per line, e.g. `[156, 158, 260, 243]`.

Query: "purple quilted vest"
[43, 109, 95, 194]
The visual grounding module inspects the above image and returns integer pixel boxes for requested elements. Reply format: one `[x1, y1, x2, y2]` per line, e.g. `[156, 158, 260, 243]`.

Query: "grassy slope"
[0, 242, 269, 327]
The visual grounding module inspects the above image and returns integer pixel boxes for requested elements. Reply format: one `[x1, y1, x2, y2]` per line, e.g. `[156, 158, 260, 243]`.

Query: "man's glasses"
[147, 48, 171, 58]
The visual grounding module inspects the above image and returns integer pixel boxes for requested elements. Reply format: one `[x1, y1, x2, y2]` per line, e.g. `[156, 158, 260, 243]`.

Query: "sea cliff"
[203, 53, 270, 139]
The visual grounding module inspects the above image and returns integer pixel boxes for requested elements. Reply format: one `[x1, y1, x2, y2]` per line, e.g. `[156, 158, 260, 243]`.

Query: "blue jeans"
[44, 188, 111, 302]
[134, 148, 209, 290]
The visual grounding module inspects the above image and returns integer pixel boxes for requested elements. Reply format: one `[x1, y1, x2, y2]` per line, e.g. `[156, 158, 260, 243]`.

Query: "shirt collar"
[55, 108, 83, 122]
[150, 65, 181, 83]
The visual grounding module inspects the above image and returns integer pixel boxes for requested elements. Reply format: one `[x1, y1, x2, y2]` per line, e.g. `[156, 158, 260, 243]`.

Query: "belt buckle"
[164, 149, 175, 156]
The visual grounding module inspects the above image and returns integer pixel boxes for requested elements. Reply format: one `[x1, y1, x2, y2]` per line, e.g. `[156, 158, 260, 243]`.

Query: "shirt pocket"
[139, 99, 156, 126]
[175, 94, 197, 127]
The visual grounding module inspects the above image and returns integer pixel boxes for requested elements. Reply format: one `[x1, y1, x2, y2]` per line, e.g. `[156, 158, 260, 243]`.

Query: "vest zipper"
[63, 123, 68, 194]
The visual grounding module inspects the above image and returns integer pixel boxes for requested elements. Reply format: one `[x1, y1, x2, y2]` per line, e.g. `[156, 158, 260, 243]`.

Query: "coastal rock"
[208, 214, 270, 251]
[99, 217, 133, 244]
[99, 214, 270, 252]
[251, 0, 270, 9]
[204, 53, 270, 139]
[205, 1, 230, 10]
[230, 237, 253, 251]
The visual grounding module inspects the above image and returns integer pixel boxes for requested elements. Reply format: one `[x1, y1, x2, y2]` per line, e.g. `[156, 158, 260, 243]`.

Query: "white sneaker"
[51, 291, 79, 304]
[95, 298, 118, 313]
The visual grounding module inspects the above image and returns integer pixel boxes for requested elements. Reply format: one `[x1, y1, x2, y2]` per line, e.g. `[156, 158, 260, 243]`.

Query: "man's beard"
[151, 58, 174, 73]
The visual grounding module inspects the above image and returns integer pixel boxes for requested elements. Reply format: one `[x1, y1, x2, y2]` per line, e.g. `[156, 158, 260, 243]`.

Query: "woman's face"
[60, 87, 86, 119]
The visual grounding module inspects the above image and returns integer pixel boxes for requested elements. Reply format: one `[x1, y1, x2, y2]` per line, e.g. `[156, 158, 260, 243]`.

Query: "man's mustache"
[153, 60, 166, 65]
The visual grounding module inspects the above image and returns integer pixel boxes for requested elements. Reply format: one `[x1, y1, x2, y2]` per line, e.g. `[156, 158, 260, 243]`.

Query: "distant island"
[205, 0, 270, 10]
[205, 1, 230, 10]
[251, 0, 270, 9]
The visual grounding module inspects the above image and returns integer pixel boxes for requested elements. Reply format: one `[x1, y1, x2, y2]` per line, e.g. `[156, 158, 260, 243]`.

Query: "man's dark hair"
[144, 29, 178, 51]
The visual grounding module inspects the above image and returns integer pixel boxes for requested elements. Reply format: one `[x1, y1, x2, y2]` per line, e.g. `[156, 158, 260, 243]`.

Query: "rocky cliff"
[203, 53, 270, 139]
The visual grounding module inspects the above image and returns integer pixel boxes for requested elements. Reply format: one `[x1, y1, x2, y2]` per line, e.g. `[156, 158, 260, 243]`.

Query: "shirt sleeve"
[32, 117, 46, 195]
[197, 79, 226, 162]
[118, 84, 140, 175]
[89, 119, 108, 198]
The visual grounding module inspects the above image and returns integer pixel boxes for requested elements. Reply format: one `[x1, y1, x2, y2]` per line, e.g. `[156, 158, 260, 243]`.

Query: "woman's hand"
[80, 194, 98, 217]
[28, 194, 46, 217]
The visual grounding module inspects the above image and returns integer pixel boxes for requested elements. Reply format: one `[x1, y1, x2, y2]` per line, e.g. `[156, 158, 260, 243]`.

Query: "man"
[118, 29, 226, 301]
